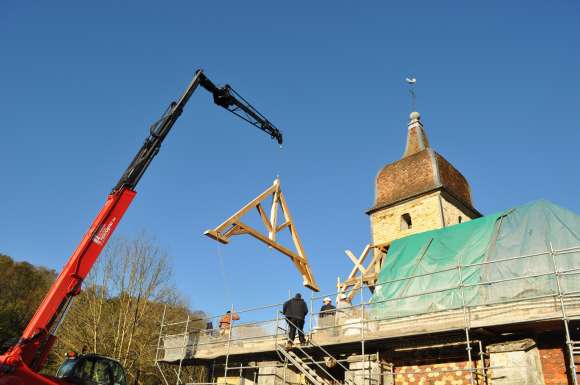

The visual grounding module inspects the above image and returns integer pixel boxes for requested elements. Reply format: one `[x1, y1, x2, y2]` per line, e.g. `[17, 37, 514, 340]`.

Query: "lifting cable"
[214, 141, 284, 306]
[216, 239, 232, 305]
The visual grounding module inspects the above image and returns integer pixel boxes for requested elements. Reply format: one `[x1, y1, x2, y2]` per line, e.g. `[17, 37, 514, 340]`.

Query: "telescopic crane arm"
[114, 70, 282, 193]
[0, 69, 282, 385]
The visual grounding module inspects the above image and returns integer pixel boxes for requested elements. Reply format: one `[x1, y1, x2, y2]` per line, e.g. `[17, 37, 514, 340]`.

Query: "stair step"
[276, 342, 341, 385]
[278, 350, 323, 385]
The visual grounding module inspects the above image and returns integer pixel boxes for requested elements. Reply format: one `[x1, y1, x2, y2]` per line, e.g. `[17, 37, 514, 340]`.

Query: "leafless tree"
[50, 234, 193, 385]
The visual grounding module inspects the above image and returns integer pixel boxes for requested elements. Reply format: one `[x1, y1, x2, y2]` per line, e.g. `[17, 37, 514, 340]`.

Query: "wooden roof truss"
[204, 178, 319, 292]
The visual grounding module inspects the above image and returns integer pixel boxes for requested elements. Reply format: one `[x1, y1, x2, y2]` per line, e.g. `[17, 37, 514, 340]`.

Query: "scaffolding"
[155, 243, 580, 385]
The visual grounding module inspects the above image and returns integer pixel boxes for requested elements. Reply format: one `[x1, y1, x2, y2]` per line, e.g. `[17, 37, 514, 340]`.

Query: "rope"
[216, 240, 232, 304]
[214, 141, 283, 306]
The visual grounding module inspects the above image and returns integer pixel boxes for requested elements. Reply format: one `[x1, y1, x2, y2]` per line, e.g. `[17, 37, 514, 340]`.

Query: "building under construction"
[155, 112, 580, 385]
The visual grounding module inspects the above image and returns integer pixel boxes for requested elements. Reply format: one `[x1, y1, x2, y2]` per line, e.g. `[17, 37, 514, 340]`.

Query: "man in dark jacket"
[283, 293, 308, 346]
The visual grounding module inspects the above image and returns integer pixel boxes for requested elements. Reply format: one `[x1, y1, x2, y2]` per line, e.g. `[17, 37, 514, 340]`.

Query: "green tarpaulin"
[369, 200, 580, 318]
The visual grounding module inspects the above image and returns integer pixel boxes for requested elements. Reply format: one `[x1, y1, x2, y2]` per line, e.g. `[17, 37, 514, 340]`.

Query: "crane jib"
[0, 69, 283, 385]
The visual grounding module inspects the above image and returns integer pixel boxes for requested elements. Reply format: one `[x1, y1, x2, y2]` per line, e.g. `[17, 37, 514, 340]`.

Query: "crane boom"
[113, 70, 282, 193]
[0, 69, 282, 385]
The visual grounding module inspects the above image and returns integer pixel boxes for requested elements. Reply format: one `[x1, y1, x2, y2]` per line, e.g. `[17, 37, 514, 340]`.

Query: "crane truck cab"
[55, 354, 127, 385]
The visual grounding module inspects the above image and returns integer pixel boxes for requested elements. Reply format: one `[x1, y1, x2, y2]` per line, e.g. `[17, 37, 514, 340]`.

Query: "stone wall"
[389, 336, 571, 385]
[393, 361, 478, 385]
[345, 354, 394, 385]
[256, 361, 301, 385]
[223, 334, 573, 385]
[369, 191, 479, 249]
[369, 191, 443, 248]
[440, 194, 475, 227]
[387, 343, 483, 385]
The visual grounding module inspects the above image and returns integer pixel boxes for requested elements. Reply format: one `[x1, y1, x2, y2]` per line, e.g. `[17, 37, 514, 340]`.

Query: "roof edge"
[366, 187, 482, 217]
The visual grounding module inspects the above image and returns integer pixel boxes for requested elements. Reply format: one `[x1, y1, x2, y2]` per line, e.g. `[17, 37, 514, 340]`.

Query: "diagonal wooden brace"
[337, 244, 388, 301]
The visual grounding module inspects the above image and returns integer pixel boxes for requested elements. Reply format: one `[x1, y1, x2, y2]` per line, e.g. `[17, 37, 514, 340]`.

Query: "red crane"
[0, 69, 283, 385]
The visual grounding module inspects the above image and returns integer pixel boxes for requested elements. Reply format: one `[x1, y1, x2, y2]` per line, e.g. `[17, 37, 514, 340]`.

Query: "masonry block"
[488, 339, 545, 385]
[346, 354, 394, 385]
[257, 361, 301, 385]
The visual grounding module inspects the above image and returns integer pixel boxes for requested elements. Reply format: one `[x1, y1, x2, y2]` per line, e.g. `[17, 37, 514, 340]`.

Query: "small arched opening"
[400, 213, 413, 230]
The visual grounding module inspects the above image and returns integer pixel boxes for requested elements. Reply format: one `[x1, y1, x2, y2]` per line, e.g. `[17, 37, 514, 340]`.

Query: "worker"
[318, 297, 337, 335]
[336, 293, 352, 325]
[283, 293, 308, 347]
[219, 310, 240, 337]
[205, 319, 217, 338]
[336, 293, 351, 309]
[319, 297, 336, 318]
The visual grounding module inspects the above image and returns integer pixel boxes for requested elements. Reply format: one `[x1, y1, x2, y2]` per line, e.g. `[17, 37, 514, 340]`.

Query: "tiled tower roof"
[368, 112, 478, 215]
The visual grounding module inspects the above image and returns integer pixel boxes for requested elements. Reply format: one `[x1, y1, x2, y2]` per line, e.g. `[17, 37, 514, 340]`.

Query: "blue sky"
[1, 1, 579, 318]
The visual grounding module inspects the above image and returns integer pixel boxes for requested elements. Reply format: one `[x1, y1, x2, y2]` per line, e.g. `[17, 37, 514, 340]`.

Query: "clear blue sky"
[1, 1, 579, 318]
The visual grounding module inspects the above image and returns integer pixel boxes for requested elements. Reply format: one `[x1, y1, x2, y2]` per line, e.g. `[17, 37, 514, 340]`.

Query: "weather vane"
[405, 76, 417, 111]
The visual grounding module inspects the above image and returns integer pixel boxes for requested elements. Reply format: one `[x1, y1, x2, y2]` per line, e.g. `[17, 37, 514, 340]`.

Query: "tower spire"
[402, 76, 428, 158]
[403, 111, 430, 158]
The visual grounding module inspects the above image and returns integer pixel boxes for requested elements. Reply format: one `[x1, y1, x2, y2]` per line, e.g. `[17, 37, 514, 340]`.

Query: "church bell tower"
[367, 111, 481, 249]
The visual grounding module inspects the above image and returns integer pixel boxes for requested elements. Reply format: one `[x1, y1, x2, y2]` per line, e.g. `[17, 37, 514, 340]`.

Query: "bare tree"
[50, 234, 191, 385]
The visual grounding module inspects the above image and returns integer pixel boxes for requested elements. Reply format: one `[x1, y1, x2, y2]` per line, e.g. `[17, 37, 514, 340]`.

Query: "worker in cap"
[317, 296, 337, 336]
[319, 297, 336, 318]
[337, 293, 351, 308]
[335, 293, 352, 326]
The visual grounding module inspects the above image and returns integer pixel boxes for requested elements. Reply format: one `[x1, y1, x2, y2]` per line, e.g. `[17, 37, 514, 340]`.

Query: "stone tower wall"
[370, 191, 442, 247]
[440, 194, 476, 227]
[370, 191, 477, 249]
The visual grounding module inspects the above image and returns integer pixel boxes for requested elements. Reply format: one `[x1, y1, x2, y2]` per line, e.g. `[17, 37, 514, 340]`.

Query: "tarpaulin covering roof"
[369, 200, 580, 317]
